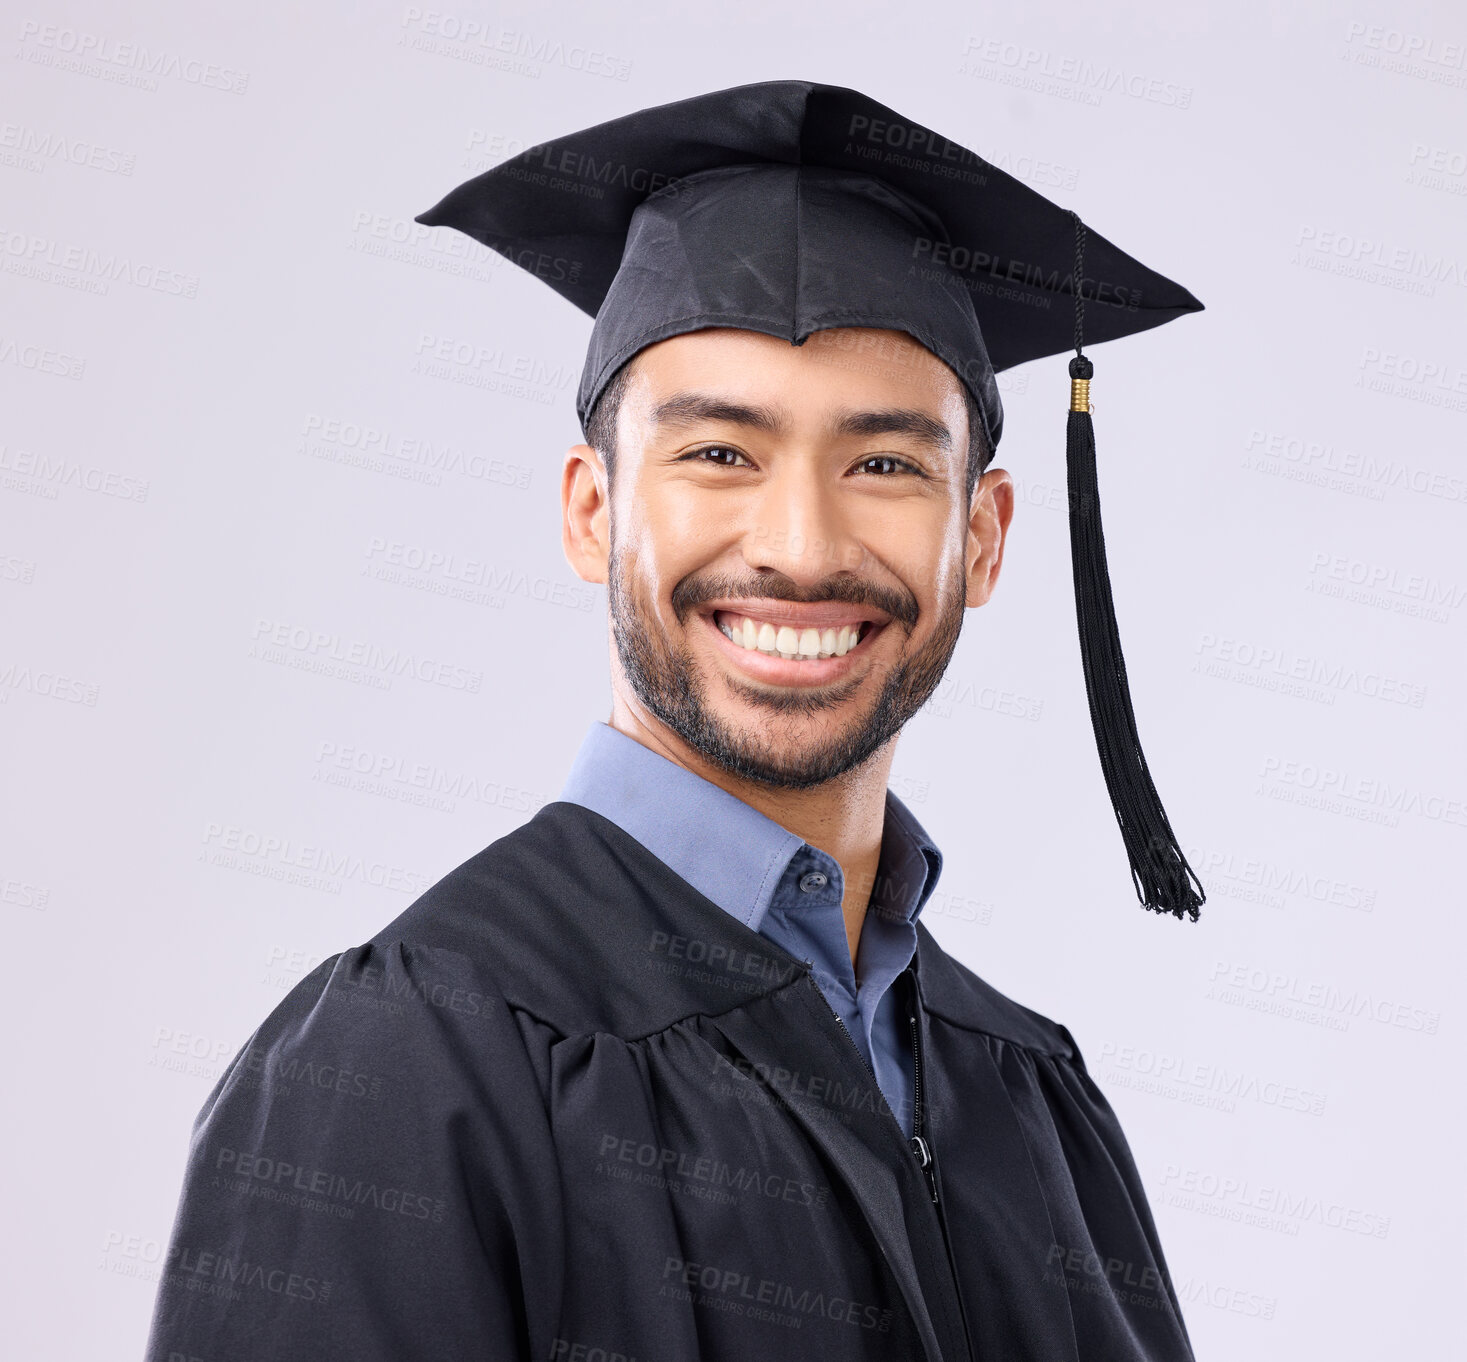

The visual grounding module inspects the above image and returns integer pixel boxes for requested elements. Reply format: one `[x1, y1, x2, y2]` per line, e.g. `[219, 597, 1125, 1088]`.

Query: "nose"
[739, 464, 865, 587]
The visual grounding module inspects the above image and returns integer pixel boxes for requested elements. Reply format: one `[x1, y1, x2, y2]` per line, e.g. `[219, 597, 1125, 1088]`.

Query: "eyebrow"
[648, 391, 954, 456]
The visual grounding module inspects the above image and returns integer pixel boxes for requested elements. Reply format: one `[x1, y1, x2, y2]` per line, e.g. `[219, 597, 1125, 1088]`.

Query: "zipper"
[797, 957, 939, 1196]
[907, 974, 940, 1204]
[802, 958, 974, 1362]
[800, 959, 887, 1098]
[904, 966, 976, 1362]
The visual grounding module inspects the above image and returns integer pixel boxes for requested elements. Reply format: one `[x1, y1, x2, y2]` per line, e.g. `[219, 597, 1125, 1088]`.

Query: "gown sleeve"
[143, 940, 562, 1361]
[1044, 1026, 1196, 1358]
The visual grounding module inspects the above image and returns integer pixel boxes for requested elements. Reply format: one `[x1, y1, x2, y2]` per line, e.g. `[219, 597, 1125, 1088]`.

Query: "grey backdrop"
[2, 1, 1462, 1357]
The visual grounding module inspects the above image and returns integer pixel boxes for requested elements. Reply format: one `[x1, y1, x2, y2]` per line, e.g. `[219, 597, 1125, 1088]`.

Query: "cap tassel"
[1064, 212, 1204, 922]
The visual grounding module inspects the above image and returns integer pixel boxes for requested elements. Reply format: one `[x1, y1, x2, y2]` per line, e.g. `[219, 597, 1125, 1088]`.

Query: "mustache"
[670, 570, 920, 631]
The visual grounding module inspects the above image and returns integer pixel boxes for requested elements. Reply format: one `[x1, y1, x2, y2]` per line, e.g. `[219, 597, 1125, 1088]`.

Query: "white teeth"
[716, 612, 869, 661]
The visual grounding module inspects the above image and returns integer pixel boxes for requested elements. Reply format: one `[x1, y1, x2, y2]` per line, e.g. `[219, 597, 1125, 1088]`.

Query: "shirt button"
[799, 871, 829, 893]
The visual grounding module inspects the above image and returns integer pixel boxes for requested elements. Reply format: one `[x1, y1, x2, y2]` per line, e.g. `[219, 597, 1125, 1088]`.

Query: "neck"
[608, 692, 893, 965]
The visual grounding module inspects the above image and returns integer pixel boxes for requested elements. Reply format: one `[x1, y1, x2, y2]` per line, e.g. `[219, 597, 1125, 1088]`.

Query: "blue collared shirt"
[558, 721, 943, 1137]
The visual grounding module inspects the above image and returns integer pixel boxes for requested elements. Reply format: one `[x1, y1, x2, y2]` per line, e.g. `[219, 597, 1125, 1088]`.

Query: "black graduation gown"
[145, 800, 1196, 1361]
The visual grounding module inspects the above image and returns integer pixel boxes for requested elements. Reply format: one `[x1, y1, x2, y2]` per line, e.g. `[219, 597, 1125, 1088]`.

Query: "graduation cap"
[414, 80, 1206, 922]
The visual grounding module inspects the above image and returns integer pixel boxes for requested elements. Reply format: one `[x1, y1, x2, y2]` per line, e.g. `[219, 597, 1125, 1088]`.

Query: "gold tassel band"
[1069, 376, 1091, 413]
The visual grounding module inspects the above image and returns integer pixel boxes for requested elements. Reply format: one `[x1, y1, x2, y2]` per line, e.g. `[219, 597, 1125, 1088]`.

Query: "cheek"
[615, 501, 715, 607]
[865, 504, 950, 586]
[930, 535, 972, 604]
[632, 489, 730, 565]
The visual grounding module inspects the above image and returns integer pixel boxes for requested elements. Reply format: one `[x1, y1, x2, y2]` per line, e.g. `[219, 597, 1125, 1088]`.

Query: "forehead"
[625, 326, 966, 418]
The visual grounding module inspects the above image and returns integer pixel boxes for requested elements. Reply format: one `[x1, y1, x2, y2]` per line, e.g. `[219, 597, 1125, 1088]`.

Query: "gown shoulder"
[144, 940, 564, 1362]
[913, 919, 1086, 1062]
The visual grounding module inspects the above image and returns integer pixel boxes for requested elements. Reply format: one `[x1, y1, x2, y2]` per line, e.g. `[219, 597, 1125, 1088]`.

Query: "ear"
[562, 443, 611, 585]
[965, 467, 1014, 608]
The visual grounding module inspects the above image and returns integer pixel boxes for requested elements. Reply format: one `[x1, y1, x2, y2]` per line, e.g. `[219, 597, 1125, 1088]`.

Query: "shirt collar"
[875, 786, 944, 927]
[557, 720, 943, 931]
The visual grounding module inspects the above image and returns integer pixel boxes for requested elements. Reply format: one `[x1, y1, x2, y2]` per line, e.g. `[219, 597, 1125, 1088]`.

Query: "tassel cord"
[1064, 210, 1205, 921]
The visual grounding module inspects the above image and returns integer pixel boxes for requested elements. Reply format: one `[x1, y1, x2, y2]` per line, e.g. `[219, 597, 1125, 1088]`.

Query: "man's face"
[572, 326, 1011, 790]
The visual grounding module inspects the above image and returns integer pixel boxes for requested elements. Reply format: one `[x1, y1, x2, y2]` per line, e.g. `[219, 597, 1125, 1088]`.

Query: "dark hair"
[584, 353, 994, 503]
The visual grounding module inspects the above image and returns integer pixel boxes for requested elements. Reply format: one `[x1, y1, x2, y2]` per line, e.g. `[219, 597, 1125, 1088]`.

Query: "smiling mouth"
[710, 609, 881, 661]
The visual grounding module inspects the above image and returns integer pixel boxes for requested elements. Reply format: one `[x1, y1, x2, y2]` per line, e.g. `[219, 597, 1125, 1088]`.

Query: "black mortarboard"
[414, 80, 1207, 921]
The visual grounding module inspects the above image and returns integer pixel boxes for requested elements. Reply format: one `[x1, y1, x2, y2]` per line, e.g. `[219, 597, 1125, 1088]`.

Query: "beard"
[606, 531, 967, 791]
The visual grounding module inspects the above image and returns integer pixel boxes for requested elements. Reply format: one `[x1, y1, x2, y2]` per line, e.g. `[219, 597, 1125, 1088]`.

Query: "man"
[147, 81, 1204, 1360]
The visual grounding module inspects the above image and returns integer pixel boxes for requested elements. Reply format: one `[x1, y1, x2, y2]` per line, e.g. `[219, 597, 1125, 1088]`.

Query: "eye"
[853, 454, 925, 477]
[679, 445, 753, 468]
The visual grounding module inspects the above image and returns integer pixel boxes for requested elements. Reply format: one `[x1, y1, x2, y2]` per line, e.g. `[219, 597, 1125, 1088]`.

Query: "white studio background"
[2, 2, 1461, 1357]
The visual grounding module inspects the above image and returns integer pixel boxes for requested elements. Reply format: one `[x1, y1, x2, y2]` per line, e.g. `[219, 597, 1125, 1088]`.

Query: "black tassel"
[1065, 214, 1204, 921]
